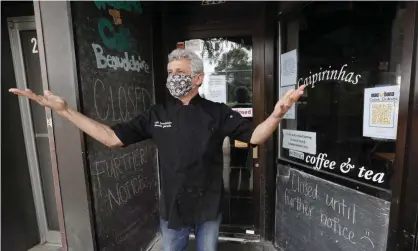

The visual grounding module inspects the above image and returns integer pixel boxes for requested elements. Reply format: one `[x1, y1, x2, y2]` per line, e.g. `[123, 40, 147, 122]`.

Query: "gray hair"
[168, 48, 204, 75]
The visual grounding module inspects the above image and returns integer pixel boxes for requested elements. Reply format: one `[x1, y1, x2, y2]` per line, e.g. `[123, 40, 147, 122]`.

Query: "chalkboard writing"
[71, 2, 159, 251]
[275, 165, 390, 251]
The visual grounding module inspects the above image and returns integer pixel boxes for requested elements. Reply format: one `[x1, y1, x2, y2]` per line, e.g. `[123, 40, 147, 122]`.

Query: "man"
[10, 48, 305, 251]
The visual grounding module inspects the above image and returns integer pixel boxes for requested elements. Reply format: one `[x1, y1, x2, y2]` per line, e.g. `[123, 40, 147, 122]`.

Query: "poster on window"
[280, 49, 298, 87]
[279, 85, 296, 119]
[185, 39, 203, 53]
[206, 75, 227, 104]
[282, 129, 317, 155]
[363, 85, 400, 140]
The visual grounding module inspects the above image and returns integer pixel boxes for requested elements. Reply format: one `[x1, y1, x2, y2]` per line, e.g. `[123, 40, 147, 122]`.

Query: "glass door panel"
[182, 36, 255, 230]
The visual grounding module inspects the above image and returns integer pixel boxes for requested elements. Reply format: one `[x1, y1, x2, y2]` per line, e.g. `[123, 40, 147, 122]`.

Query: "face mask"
[166, 74, 195, 98]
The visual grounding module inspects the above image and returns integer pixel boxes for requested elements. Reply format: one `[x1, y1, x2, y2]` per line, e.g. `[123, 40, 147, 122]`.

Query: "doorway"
[181, 37, 256, 235]
[8, 16, 62, 247]
[167, 28, 261, 242]
[160, 1, 276, 241]
[169, 35, 259, 239]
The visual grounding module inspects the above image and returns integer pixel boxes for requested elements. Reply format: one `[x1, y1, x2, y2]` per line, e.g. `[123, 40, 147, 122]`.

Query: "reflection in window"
[195, 38, 253, 106]
[279, 2, 406, 190]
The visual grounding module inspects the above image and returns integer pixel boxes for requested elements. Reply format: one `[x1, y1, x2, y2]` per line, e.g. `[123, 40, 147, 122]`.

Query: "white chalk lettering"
[93, 78, 152, 122]
[281, 171, 383, 249]
[325, 194, 356, 225]
[108, 174, 155, 210]
[320, 212, 356, 244]
[92, 147, 151, 191]
[92, 43, 150, 73]
[284, 189, 314, 217]
[291, 173, 318, 200]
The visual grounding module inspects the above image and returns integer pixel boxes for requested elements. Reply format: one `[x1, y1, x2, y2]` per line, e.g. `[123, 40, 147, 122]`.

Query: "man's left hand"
[272, 85, 306, 119]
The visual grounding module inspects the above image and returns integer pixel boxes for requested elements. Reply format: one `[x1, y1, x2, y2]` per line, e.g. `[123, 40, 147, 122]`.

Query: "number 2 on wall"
[31, 38, 38, 53]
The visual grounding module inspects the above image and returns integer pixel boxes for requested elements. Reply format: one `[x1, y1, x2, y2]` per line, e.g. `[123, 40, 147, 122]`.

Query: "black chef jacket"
[111, 94, 255, 229]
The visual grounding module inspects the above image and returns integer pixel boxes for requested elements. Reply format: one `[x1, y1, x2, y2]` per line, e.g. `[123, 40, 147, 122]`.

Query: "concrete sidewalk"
[151, 239, 276, 251]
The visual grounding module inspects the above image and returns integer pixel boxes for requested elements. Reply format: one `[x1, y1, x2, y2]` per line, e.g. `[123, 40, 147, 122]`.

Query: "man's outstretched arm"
[9, 88, 123, 147]
[57, 106, 123, 147]
[250, 85, 305, 145]
[221, 85, 305, 146]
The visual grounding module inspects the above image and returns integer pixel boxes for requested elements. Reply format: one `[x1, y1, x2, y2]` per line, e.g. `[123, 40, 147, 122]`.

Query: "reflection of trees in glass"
[201, 38, 252, 65]
[202, 38, 253, 105]
[201, 38, 228, 64]
[214, 48, 252, 72]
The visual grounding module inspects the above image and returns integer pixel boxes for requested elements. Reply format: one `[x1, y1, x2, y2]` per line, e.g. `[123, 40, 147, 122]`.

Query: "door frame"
[7, 15, 63, 246]
[160, 2, 277, 241]
[387, 3, 418, 250]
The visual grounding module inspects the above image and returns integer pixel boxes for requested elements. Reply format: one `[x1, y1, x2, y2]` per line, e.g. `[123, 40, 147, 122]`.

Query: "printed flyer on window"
[363, 85, 400, 140]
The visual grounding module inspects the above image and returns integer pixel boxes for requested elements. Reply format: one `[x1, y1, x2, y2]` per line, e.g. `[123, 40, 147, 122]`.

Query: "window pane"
[279, 2, 406, 190]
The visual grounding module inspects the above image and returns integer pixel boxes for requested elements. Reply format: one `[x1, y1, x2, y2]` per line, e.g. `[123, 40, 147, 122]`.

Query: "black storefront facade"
[2, 1, 418, 251]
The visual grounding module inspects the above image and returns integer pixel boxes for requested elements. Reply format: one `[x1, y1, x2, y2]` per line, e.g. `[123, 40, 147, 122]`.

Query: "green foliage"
[201, 38, 252, 68]
[200, 38, 253, 104]
[214, 47, 252, 72]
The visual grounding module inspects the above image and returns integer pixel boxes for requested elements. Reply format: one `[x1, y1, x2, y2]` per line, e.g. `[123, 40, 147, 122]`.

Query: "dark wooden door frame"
[159, 2, 278, 241]
[387, 2, 418, 251]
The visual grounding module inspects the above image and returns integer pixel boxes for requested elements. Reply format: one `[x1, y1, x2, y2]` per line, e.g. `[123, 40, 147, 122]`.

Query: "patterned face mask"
[166, 74, 195, 98]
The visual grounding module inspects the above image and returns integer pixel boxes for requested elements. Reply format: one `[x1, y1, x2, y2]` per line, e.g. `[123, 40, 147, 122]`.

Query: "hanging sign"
[280, 49, 298, 87]
[232, 107, 252, 117]
[185, 40, 203, 52]
[282, 129, 317, 155]
[206, 75, 227, 103]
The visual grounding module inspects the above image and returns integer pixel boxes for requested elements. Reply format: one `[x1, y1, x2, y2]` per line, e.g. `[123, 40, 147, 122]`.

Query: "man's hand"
[9, 88, 123, 147]
[9, 88, 68, 113]
[250, 85, 306, 145]
[272, 85, 306, 119]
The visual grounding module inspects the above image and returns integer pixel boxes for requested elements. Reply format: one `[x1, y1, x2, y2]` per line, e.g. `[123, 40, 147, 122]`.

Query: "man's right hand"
[9, 88, 68, 113]
[9, 88, 123, 147]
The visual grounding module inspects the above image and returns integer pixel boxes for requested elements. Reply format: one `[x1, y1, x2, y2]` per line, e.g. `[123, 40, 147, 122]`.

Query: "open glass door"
[178, 36, 258, 239]
[8, 16, 62, 247]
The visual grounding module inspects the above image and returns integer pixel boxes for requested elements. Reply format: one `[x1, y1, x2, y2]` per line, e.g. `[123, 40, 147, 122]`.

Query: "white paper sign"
[279, 85, 296, 119]
[206, 75, 227, 103]
[280, 49, 298, 87]
[185, 39, 203, 53]
[282, 129, 316, 155]
[232, 107, 252, 117]
[363, 85, 400, 140]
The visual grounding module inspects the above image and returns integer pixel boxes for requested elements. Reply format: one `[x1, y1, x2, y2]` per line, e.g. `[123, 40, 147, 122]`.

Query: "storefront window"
[278, 2, 407, 190]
